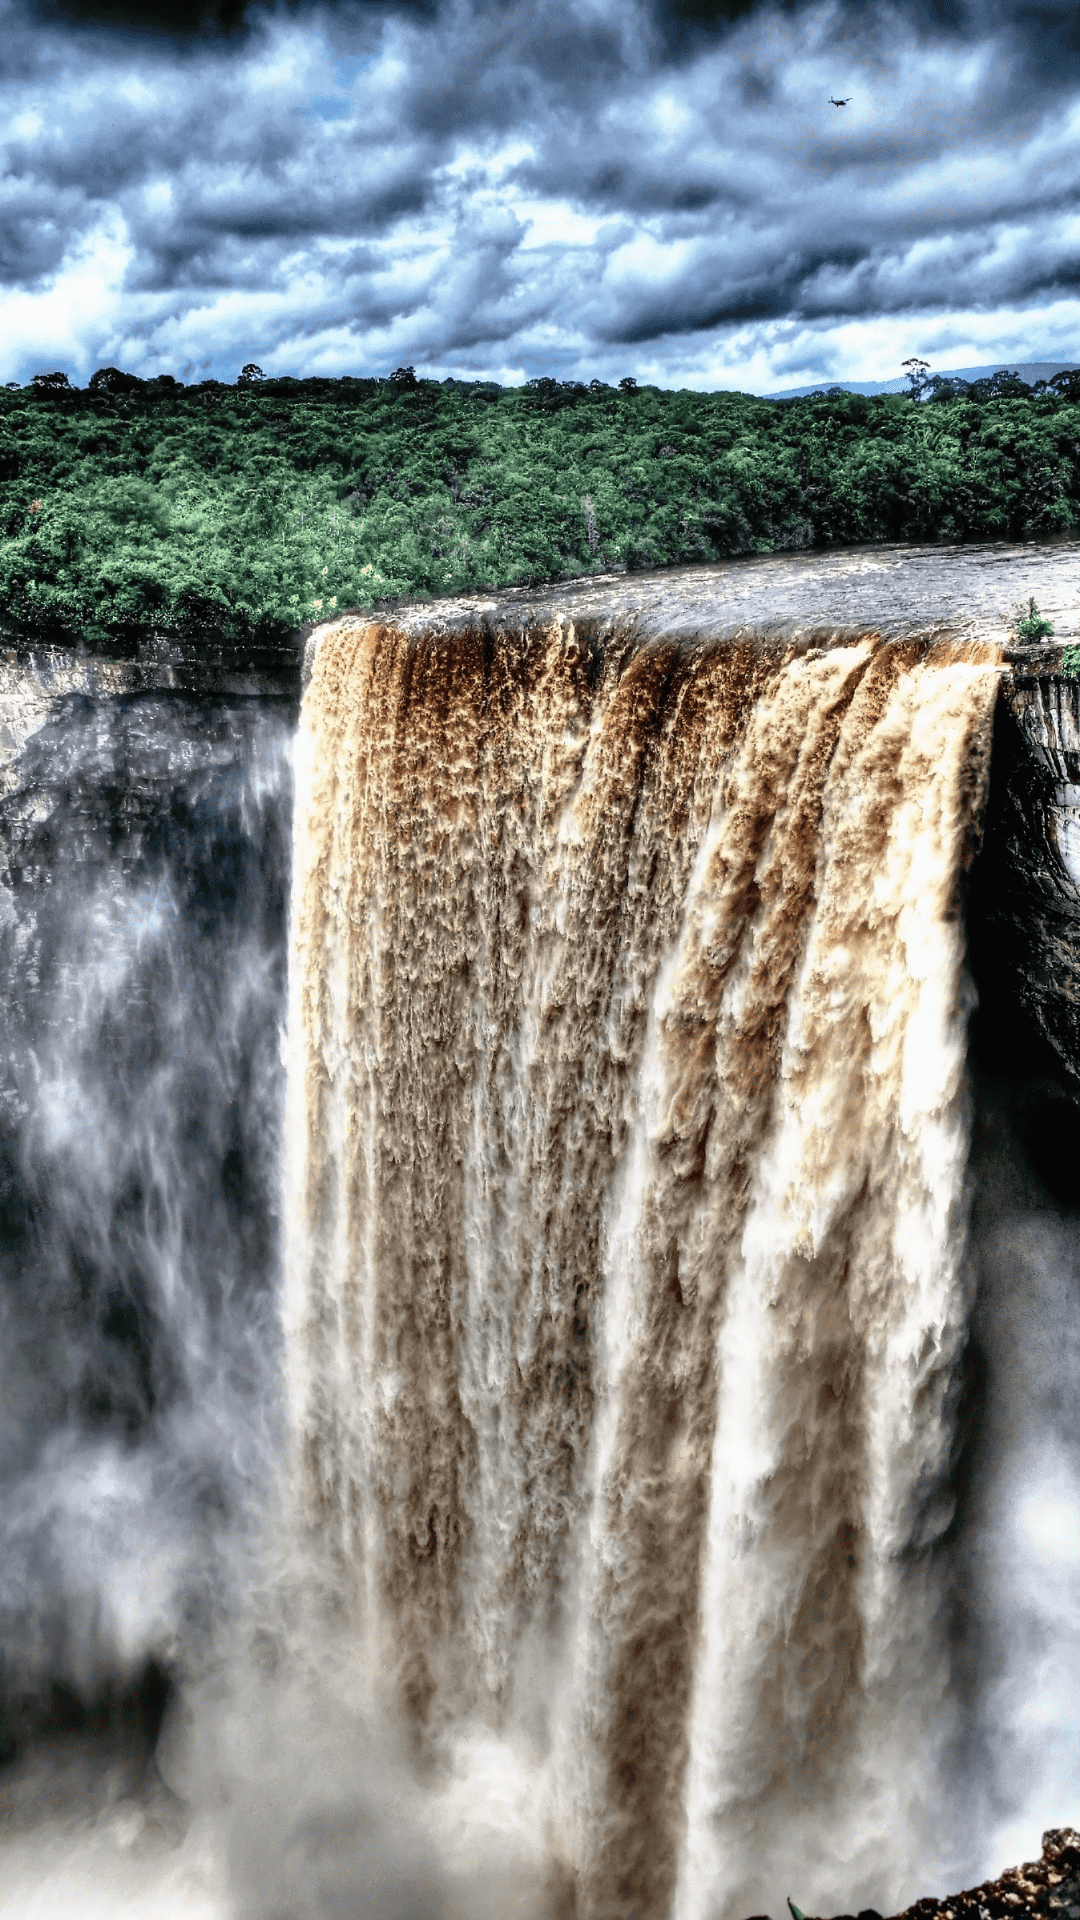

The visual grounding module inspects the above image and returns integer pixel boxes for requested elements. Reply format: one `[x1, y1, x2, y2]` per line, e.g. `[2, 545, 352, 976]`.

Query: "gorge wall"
[1, 542, 1079, 1918]
[974, 670, 1080, 1086]
[0, 648, 293, 1761]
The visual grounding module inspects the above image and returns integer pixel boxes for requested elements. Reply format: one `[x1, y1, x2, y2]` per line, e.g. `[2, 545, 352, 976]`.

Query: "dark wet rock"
[972, 673, 1080, 1090]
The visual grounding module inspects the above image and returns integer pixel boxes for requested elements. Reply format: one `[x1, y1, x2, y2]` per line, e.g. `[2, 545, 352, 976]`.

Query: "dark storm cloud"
[27, 0, 437, 34]
[0, 179, 85, 282]
[2, 0, 1080, 385]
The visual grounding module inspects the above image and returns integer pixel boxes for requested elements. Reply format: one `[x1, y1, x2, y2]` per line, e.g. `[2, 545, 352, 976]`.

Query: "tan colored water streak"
[576, 640, 879, 1919]
[283, 618, 1000, 1917]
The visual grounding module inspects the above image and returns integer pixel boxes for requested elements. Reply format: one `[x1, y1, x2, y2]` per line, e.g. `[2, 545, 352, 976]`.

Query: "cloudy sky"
[1, 0, 1078, 391]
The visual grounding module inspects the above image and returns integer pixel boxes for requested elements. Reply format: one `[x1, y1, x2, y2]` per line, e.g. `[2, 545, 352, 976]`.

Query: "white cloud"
[0, 216, 132, 382]
[0, 0, 1079, 388]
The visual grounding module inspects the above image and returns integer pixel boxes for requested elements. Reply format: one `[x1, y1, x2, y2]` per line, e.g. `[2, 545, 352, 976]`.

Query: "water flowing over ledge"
[347, 536, 1080, 654]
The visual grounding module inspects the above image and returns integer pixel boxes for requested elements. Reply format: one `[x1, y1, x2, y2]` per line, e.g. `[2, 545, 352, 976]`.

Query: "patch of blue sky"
[307, 46, 378, 123]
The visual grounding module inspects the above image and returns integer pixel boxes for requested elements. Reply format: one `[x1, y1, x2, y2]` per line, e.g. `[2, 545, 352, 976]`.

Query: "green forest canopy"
[3, 362, 1079, 653]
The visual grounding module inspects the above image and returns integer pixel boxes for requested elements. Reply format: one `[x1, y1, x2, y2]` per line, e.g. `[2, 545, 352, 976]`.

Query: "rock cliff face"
[0, 639, 297, 1752]
[972, 664, 1080, 1089]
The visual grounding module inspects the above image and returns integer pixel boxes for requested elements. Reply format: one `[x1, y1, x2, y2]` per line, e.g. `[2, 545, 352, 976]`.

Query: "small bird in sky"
[829, 96, 851, 106]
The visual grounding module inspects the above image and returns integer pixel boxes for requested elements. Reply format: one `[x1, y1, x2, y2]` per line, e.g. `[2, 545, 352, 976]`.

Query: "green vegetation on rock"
[1014, 597, 1056, 643]
[3, 366, 1080, 653]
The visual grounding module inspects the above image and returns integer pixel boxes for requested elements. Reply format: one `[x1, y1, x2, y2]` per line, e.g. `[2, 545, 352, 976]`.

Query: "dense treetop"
[2, 364, 1079, 653]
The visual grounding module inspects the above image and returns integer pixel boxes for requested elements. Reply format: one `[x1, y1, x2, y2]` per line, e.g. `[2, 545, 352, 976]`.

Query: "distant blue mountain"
[762, 361, 1080, 399]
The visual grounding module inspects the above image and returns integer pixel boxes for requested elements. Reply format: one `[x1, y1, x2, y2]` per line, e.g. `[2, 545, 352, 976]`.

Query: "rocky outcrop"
[755, 1828, 1080, 1920]
[891, 1827, 1080, 1920]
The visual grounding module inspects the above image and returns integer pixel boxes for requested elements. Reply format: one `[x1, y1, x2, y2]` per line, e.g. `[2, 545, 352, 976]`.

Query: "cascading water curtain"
[282, 618, 1001, 1920]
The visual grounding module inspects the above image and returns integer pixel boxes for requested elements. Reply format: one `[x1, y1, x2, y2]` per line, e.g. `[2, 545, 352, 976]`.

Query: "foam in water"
[282, 617, 1002, 1918]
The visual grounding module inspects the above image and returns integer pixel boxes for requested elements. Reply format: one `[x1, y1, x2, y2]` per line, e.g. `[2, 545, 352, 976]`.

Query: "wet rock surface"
[971, 673, 1080, 1090]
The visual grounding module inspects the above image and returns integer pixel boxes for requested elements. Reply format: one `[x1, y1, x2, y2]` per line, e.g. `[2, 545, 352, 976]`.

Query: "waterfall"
[282, 617, 1002, 1920]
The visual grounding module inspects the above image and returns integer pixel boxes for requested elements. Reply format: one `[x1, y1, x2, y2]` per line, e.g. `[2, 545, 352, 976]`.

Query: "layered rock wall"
[973, 666, 1080, 1088]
